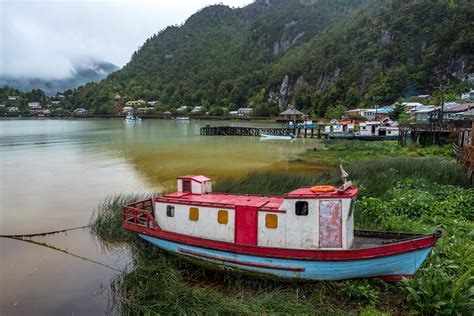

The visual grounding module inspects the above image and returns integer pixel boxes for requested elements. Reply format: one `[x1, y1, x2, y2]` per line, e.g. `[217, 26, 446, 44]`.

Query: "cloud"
[0, 0, 253, 80]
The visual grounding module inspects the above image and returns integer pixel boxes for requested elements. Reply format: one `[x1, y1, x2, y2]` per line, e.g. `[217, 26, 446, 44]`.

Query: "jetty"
[200, 125, 322, 138]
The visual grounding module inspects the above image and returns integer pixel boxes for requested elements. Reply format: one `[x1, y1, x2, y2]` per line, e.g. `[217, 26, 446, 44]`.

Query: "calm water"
[0, 119, 324, 315]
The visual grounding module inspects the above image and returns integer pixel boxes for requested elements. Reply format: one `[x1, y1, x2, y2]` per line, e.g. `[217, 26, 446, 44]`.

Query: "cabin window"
[183, 180, 191, 192]
[295, 201, 309, 216]
[265, 214, 278, 229]
[189, 207, 199, 221]
[166, 205, 175, 217]
[217, 210, 228, 224]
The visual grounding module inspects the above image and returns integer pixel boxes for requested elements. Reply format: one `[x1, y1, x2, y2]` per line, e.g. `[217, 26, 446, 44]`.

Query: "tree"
[389, 102, 404, 121]
[325, 104, 347, 119]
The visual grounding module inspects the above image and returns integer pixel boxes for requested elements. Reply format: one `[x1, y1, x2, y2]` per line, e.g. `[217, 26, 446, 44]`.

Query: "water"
[0, 118, 323, 315]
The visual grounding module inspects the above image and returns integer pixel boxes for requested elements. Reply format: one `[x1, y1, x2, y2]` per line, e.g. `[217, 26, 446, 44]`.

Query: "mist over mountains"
[0, 60, 119, 96]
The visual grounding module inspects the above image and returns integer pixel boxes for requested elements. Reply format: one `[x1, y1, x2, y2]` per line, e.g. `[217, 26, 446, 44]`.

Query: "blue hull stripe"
[139, 234, 432, 280]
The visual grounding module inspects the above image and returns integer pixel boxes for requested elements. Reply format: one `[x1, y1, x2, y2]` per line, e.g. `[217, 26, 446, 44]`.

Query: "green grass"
[90, 141, 473, 315]
[304, 140, 455, 165]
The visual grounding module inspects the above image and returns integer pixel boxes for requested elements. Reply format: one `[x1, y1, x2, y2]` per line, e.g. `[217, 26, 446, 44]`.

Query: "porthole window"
[295, 201, 309, 216]
[265, 214, 278, 229]
[217, 210, 228, 224]
[189, 207, 199, 221]
[166, 205, 175, 217]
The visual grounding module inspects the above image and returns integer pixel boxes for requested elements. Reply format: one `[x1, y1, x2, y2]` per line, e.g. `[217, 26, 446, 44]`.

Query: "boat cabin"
[153, 176, 358, 250]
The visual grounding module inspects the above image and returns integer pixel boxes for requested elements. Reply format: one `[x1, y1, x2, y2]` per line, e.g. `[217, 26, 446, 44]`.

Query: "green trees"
[64, 0, 472, 116]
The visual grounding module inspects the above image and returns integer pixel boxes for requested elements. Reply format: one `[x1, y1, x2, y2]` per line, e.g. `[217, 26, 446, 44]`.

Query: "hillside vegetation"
[69, 0, 473, 115]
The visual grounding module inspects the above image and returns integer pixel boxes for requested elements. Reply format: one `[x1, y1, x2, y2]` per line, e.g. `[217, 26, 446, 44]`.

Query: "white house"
[8, 96, 19, 101]
[191, 106, 203, 113]
[8, 107, 20, 112]
[461, 90, 474, 101]
[28, 101, 42, 109]
[177, 106, 189, 112]
[237, 107, 253, 117]
[126, 100, 146, 106]
[73, 108, 88, 115]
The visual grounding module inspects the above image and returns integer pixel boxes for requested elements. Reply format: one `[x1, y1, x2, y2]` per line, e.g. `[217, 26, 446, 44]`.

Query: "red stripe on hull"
[177, 248, 305, 271]
[379, 274, 414, 281]
[123, 222, 439, 262]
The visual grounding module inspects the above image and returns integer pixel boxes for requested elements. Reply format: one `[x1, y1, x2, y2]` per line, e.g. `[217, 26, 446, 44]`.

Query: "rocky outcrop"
[267, 74, 309, 109]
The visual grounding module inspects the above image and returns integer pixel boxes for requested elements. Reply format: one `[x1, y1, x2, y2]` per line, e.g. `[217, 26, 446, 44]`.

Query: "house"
[0, 104, 5, 108]
[7, 96, 19, 101]
[7, 107, 20, 113]
[177, 106, 189, 112]
[147, 101, 158, 106]
[238, 107, 253, 117]
[417, 94, 430, 99]
[358, 121, 399, 139]
[414, 106, 440, 123]
[461, 90, 474, 101]
[191, 106, 203, 114]
[454, 109, 474, 120]
[402, 102, 425, 113]
[163, 111, 172, 119]
[73, 108, 88, 116]
[28, 101, 41, 109]
[122, 106, 134, 114]
[324, 119, 355, 134]
[443, 103, 473, 121]
[345, 109, 364, 118]
[136, 107, 153, 114]
[125, 100, 146, 106]
[229, 111, 239, 117]
[51, 101, 61, 105]
[279, 108, 303, 121]
[358, 108, 392, 121]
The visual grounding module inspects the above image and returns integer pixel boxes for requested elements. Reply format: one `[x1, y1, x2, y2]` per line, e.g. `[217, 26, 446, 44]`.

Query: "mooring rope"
[10, 237, 121, 272]
[0, 224, 91, 238]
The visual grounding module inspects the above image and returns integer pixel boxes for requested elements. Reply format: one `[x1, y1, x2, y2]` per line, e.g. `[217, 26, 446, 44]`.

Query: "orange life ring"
[311, 185, 336, 193]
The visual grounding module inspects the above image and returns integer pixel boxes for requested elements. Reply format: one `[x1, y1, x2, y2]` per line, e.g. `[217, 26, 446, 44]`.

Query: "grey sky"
[0, 0, 253, 79]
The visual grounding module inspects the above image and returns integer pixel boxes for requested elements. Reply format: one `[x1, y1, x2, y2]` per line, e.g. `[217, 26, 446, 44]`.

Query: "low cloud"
[0, 0, 252, 80]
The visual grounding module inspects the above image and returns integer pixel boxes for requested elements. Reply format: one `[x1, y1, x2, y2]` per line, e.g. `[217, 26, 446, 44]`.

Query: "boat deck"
[351, 230, 423, 249]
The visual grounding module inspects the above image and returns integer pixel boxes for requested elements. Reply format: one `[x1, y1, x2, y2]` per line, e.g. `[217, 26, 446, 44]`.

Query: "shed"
[280, 108, 304, 121]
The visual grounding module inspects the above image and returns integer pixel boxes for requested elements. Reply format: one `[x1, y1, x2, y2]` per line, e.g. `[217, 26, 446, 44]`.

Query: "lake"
[0, 118, 325, 315]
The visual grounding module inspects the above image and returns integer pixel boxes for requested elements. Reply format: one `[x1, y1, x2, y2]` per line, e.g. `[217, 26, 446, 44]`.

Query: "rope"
[0, 224, 91, 238]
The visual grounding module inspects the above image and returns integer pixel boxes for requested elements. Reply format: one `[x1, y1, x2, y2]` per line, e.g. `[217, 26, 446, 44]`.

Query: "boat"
[122, 169, 440, 281]
[355, 122, 399, 141]
[260, 132, 294, 140]
[125, 114, 142, 122]
[175, 117, 190, 121]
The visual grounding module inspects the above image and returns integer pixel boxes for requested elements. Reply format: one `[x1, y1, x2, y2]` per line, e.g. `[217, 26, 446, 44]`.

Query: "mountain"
[0, 60, 119, 96]
[69, 0, 473, 116]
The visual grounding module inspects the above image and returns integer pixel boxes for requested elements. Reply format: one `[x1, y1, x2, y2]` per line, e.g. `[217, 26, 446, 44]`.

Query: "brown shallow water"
[0, 118, 326, 315]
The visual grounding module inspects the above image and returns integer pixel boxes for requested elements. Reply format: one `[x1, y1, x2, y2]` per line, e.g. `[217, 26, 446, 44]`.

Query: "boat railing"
[123, 198, 159, 230]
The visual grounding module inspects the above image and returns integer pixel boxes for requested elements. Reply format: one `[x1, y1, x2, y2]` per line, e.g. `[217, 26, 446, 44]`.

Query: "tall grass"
[89, 193, 153, 249]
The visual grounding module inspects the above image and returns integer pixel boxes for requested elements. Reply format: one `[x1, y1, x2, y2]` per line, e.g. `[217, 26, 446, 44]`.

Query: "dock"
[200, 125, 322, 138]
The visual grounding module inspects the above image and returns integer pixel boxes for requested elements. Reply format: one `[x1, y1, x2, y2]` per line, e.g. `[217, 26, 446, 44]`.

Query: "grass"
[90, 141, 473, 315]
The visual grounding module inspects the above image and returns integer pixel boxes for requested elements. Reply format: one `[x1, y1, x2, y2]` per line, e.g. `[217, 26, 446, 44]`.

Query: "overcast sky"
[0, 0, 253, 79]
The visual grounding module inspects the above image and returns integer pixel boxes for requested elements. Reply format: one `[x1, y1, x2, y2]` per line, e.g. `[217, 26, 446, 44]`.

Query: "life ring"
[311, 185, 336, 193]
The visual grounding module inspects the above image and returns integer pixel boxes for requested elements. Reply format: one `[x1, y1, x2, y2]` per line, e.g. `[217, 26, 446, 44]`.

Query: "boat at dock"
[122, 172, 440, 281]
[260, 132, 294, 140]
[175, 117, 190, 121]
[125, 114, 142, 122]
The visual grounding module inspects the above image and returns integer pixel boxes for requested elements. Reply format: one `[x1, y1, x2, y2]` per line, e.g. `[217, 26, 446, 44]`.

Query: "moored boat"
[125, 114, 142, 122]
[260, 132, 294, 140]
[123, 172, 440, 281]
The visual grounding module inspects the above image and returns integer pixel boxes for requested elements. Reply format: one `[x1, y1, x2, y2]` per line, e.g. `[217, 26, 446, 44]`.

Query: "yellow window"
[217, 210, 228, 224]
[265, 214, 278, 229]
[189, 207, 199, 221]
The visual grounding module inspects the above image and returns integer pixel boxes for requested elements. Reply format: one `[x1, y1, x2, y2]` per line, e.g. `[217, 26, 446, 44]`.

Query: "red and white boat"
[123, 174, 440, 281]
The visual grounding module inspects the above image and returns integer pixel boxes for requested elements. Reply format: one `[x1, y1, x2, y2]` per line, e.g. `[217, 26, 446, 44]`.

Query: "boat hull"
[139, 234, 432, 281]
[260, 132, 293, 140]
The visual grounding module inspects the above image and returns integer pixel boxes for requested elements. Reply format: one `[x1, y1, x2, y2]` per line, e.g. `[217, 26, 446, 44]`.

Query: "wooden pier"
[200, 125, 322, 138]
[398, 123, 454, 146]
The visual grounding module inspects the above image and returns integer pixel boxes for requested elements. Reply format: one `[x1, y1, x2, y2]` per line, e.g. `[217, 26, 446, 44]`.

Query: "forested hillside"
[69, 0, 473, 116]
